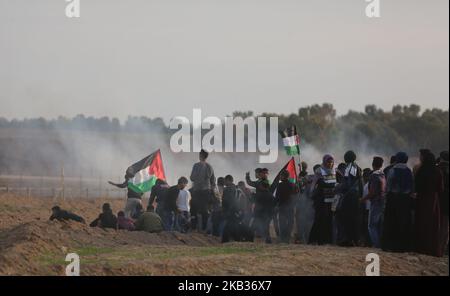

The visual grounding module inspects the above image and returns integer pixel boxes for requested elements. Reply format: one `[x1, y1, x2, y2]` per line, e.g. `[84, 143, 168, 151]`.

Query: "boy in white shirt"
[176, 179, 192, 233]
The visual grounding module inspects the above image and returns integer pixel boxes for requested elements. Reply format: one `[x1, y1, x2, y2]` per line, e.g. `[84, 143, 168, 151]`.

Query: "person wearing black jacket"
[222, 175, 240, 220]
[90, 203, 118, 229]
[275, 170, 299, 243]
[149, 179, 170, 218]
[253, 182, 275, 243]
[50, 206, 85, 223]
[162, 177, 188, 231]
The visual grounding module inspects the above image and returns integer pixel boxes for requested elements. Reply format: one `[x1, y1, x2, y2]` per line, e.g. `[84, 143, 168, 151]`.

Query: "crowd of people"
[50, 148, 449, 257]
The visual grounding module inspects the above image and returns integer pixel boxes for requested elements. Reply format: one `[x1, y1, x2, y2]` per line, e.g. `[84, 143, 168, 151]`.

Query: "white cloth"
[124, 198, 142, 218]
[177, 189, 191, 212]
[363, 183, 371, 210]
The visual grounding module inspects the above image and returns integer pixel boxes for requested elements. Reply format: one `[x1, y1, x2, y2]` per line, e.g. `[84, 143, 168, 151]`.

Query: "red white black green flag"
[280, 126, 300, 156]
[126, 149, 166, 194]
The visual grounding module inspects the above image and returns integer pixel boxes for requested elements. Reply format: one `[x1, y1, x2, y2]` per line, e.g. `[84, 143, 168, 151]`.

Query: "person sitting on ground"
[131, 203, 144, 220]
[134, 205, 164, 233]
[90, 203, 118, 229]
[50, 206, 85, 223]
[117, 211, 135, 231]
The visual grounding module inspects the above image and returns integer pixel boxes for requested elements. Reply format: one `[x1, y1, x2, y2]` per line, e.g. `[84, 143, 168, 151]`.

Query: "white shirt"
[177, 189, 191, 212]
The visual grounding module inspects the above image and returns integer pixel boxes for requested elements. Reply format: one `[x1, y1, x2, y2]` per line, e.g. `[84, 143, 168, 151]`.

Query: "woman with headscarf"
[336, 150, 364, 247]
[308, 154, 336, 245]
[414, 149, 444, 257]
[382, 152, 414, 252]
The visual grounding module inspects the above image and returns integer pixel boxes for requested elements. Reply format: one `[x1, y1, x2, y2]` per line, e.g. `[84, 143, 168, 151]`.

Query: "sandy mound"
[0, 194, 448, 276]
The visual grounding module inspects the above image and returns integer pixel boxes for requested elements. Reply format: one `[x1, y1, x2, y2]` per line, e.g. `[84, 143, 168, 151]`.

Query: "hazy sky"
[0, 0, 448, 122]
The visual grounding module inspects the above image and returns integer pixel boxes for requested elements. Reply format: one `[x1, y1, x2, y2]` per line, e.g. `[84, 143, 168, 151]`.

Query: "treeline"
[0, 104, 448, 155]
[258, 104, 449, 155]
[0, 115, 166, 133]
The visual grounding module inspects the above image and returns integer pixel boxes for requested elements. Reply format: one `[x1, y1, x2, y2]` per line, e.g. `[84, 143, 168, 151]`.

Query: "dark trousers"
[309, 201, 333, 245]
[279, 205, 295, 243]
[382, 193, 413, 252]
[162, 210, 175, 231]
[336, 193, 360, 246]
[190, 190, 211, 231]
[254, 215, 272, 243]
[272, 207, 280, 237]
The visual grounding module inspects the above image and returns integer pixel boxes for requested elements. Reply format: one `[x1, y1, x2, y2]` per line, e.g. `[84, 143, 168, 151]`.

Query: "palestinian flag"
[280, 126, 300, 156]
[126, 149, 166, 194]
[270, 157, 298, 193]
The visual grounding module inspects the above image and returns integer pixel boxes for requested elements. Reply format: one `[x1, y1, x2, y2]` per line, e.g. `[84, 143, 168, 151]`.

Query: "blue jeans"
[175, 211, 190, 233]
[368, 200, 384, 248]
[162, 211, 175, 231]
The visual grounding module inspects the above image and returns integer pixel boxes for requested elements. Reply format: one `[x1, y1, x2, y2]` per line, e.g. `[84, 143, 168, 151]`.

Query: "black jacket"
[164, 185, 180, 212]
[50, 210, 85, 223]
[254, 190, 275, 218]
[90, 210, 117, 229]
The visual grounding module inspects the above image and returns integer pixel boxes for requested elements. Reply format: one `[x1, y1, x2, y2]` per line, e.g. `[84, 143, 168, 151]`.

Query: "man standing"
[108, 176, 143, 218]
[336, 150, 364, 247]
[222, 175, 241, 222]
[382, 152, 414, 252]
[237, 181, 253, 227]
[163, 177, 189, 231]
[175, 177, 191, 233]
[309, 155, 337, 245]
[149, 179, 170, 218]
[276, 170, 299, 243]
[361, 157, 386, 248]
[253, 182, 275, 243]
[190, 149, 216, 232]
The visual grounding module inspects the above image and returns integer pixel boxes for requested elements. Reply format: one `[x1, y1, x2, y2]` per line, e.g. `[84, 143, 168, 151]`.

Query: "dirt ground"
[0, 194, 448, 276]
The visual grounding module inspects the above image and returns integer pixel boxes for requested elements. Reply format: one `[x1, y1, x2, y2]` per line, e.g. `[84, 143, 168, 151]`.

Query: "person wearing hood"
[336, 150, 364, 247]
[382, 151, 414, 252]
[414, 149, 445, 257]
[308, 154, 337, 245]
[90, 203, 118, 229]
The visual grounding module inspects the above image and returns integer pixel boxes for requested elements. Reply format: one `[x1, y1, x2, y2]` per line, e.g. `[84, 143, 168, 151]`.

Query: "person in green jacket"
[135, 205, 164, 233]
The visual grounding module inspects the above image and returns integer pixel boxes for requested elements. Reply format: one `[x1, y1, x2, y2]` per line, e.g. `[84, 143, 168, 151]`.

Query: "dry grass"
[0, 193, 448, 276]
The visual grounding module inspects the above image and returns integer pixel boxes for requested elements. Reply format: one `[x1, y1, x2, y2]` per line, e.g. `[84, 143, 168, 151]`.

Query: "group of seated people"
[49, 202, 164, 233]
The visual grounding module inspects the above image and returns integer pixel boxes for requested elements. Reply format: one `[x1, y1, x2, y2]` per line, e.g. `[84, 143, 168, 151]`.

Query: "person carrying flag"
[108, 149, 166, 218]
